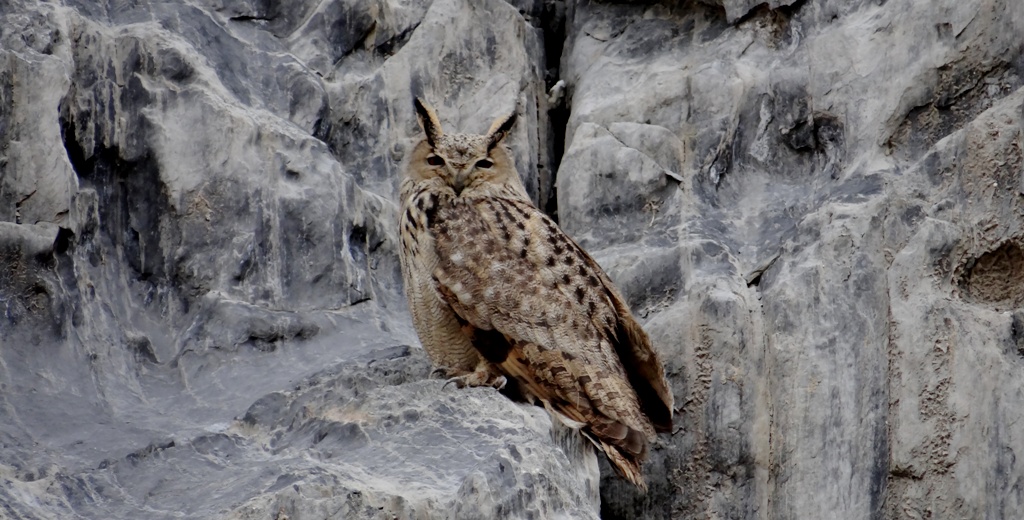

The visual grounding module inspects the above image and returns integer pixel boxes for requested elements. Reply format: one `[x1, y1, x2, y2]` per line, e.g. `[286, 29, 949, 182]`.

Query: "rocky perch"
[2, 0, 1024, 518]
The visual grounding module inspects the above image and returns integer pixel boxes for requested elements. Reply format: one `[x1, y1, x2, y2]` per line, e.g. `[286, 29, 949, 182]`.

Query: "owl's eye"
[427, 155, 445, 166]
[475, 159, 494, 169]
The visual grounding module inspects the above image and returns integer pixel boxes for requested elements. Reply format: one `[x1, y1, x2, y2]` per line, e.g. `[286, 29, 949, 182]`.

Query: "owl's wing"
[429, 196, 673, 479]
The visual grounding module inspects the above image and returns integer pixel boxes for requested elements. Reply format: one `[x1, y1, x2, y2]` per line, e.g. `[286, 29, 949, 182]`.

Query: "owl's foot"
[443, 370, 507, 390]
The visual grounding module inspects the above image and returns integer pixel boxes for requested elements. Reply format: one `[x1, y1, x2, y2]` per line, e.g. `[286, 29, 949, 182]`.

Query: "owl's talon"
[430, 367, 450, 380]
[441, 372, 506, 390]
[442, 376, 463, 390]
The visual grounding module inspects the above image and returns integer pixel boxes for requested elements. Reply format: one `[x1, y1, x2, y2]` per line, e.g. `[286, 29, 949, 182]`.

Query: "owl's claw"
[442, 372, 507, 390]
[442, 376, 463, 390]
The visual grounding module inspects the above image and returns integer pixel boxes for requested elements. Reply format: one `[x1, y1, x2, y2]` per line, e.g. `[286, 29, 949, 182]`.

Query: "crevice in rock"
[747, 270, 764, 288]
[330, 17, 419, 66]
[128, 334, 159, 363]
[780, 110, 846, 179]
[310, 111, 331, 142]
[1009, 311, 1024, 358]
[51, 227, 82, 334]
[15, 190, 37, 207]
[58, 101, 174, 289]
[13, 190, 37, 225]
[123, 439, 176, 466]
[229, 15, 273, 23]
[885, 49, 1024, 158]
[348, 224, 368, 263]
[374, 22, 420, 59]
[58, 102, 88, 180]
[540, 1, 568, 223]
[330, 19, 378, 66]
[732, 0, 808, 42]
[732, 0, 806, 24]
[53, 227, 74, 256]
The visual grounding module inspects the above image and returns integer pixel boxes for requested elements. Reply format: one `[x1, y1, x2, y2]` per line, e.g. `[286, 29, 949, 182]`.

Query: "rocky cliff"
[2, 0, 1023, 518]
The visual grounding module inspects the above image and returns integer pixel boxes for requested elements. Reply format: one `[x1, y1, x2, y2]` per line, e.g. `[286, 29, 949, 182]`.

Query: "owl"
[397, 98, 674, 490]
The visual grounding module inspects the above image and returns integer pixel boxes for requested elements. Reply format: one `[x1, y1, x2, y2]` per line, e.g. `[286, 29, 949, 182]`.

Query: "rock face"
[1, 0, 1023, 519]
[0, 0, 591, 518]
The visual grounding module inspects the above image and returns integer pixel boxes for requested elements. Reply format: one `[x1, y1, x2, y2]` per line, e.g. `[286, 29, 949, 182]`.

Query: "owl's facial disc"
[430, 133, 494, 195]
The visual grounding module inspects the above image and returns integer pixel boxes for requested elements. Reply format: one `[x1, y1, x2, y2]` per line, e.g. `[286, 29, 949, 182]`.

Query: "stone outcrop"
[558, 1, 1024, 518]
[2, 0, 1023, 518]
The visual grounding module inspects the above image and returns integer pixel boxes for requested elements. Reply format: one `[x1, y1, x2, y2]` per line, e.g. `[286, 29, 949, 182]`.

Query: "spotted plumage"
[397, 98, 674, 489]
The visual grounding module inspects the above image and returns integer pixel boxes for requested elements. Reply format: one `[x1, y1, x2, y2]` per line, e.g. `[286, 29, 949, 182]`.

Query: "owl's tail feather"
[594, 435, 647, 492]
[542, 390, 650, 492]
[494, 340, 650, 491]
[579, 423, 649, 492]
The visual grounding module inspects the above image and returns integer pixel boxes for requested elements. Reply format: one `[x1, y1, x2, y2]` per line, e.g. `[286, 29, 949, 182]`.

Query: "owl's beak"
[452, 172, 469, 196]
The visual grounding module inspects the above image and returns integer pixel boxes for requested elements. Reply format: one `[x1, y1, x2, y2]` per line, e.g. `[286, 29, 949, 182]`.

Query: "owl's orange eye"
[476, 159, 493, 169]
[427, 155, 445, 166]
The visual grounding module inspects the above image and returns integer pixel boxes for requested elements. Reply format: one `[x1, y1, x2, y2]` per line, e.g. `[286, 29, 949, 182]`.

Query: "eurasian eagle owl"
[397, 98, 673, 489]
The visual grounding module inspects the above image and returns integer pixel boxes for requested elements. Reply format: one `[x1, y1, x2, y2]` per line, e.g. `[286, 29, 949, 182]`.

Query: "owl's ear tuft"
[486, 110, 517, 150]
[414, 97, 444, 145]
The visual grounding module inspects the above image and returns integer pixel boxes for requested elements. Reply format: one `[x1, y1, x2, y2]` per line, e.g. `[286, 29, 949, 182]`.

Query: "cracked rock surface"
[2, 0, 1024, 519]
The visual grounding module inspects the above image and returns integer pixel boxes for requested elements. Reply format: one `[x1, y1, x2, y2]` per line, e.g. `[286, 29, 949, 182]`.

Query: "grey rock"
[1, 345, 599, 519]
[560, 0, 1024, 518]
[697, 0, 803, 24]
[1, 0, 590, 518]
[3, 0, 1024, 519]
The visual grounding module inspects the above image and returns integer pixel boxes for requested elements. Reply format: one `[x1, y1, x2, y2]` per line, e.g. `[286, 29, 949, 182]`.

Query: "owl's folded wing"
[428, 194, 674, 437]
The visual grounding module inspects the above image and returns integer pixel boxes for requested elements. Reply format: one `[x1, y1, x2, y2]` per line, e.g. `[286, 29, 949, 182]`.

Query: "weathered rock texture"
[1, 0, 1023, 518]
[559, 1, 1024, 518]
[0, 0, 593, 518]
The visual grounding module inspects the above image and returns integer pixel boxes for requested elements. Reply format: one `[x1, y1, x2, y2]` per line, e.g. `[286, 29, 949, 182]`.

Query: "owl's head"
[406, 98, 525, 198]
